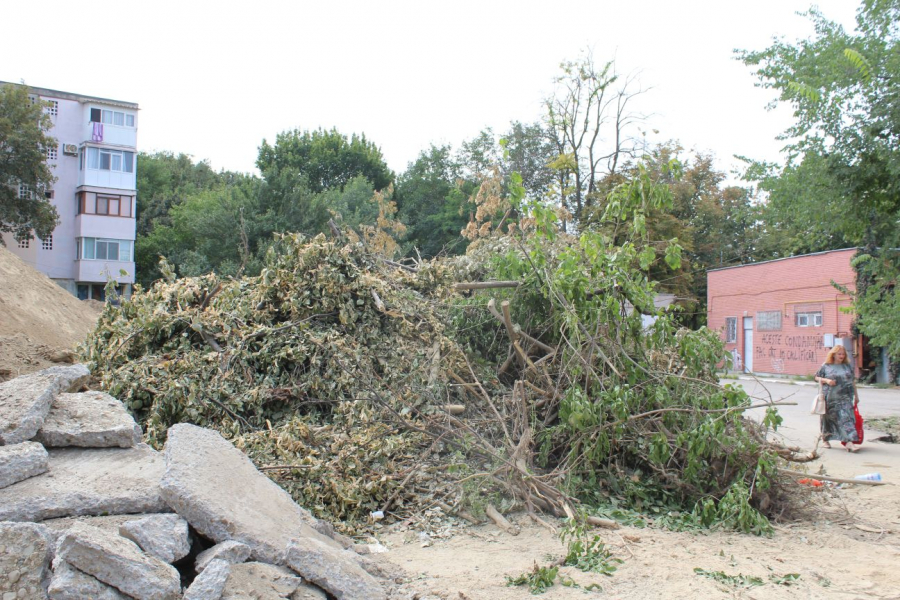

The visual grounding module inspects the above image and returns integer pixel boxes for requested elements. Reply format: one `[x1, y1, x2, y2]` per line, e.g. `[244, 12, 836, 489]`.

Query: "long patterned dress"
[816, 362, 858, 443]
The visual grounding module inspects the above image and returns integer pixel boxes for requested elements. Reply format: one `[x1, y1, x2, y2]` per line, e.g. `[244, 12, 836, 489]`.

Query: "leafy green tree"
[501, 121, 555, 201]
[257, 128, 393, 194]
[394, 145, 474, 258]
[739, 0, 900, 361]
[135, 151, 232, 238]
[585, 143, 763, 326]
[0, 84, 58, 244]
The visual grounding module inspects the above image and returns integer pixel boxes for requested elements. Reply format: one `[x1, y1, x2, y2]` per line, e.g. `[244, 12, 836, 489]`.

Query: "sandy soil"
[0, 247, 100, 380]
[378, 380, 900, 600]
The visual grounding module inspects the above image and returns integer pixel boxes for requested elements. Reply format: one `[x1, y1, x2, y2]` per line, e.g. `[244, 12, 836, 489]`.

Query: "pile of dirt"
[0, 247, 100, 380]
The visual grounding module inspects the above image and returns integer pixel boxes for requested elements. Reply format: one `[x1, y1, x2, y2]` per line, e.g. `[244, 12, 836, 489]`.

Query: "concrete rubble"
[0, 521, 54, 600]
[194, 540, 251, 573]
[35, 391, 142, 448]
[120, 514, 190, 564]
[57, 522, 182, 600]
[0, 445, 169, 522]
[0, 365, 393, 599]
[0, 364, 89, 445]
[159, 423, 340, 564]
[47, 559, 129, 600]
[182, 559, 229, 600]
[0, 440, 48, 489]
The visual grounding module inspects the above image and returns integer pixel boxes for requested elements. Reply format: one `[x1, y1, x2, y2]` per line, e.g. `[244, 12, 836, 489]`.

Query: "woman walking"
[815, 345, 861, 452]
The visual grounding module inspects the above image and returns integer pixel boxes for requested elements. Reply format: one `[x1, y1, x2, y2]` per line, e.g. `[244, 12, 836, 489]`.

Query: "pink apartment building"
[1, 83, 137, 300]
[707, 248, 861, 378]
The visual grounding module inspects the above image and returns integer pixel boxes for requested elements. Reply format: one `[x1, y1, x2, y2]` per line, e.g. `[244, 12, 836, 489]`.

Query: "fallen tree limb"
[435, 500, 481, 525]
[585, 515, 620, 530]
[486, 504, 521, 535]
[779, 469, 889, 486]
[454, 281, 521, 290]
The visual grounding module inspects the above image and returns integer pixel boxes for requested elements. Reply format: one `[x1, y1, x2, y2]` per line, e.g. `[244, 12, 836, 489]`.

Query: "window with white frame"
[796, 311, 823, 327]
[47, 145, 58, 161]
[90, 108, 135, 127]
[77, 237, 133, 262]
[725, 317, 738, 343]
[17, 185, 33, 199]
[16, 233, 30, 249]
[86, 147, 134, 173]
[41, 235, 52, 250]
[44, 100, 58, 117]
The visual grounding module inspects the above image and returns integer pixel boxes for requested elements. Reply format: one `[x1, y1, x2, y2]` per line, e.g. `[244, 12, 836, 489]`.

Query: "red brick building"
[707, 248, 858, 377]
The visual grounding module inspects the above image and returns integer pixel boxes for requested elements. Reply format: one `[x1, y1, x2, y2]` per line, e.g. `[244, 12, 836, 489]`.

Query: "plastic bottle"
[853, 472, 882, 481]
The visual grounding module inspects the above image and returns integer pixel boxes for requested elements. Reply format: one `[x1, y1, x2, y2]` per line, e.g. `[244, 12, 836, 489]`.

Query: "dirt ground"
[0, 247, 100, 380]
[377, 379, 900, 600]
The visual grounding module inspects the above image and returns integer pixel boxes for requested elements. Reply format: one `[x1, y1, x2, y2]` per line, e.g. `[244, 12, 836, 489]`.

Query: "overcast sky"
[2, 0, 859, 180]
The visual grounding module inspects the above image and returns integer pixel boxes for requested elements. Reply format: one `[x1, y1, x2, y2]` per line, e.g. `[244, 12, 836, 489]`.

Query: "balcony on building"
[82, 105, 137, 148]
[77, 146, 137, 190]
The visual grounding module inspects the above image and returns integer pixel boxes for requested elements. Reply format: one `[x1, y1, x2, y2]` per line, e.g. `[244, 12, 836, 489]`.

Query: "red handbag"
[841, 405, 865, 446]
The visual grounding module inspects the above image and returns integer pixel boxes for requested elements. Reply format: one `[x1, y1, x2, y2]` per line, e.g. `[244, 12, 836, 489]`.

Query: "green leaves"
[0, 84, 59, 243]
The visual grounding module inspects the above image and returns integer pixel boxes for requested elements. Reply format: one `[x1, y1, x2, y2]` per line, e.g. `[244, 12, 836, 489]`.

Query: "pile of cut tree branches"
[84, 228, 813, 534]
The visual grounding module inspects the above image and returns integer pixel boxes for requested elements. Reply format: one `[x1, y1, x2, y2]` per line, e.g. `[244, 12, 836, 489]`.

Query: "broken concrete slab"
[159, 423, 338, 564]
[0, 441, 48, 489]
[35, 391, 141, 448]
[43, 514, 168, 545]
[47, 559, 128, 600]
[183, 559, 230, 600]
[284, 536, 386, 600]
[0, 445, 169, 522]
[0, 364, 90, 445]
[220, 563, 305, 600]
[0, 521, 54, 600]
[195, 540, 251, 574]
[119, 513, 190, 564]
[57, 522, 181, 600]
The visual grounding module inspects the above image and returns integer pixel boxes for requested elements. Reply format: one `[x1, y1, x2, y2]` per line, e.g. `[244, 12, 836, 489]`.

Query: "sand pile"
[0, 247, 100, 380]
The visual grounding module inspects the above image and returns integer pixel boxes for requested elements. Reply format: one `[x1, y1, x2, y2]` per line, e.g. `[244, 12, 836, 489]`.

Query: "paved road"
[722, 377, 900, 482]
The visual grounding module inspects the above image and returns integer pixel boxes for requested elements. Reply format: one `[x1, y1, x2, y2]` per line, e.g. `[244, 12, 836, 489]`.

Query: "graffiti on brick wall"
[755, 333, 823, 364]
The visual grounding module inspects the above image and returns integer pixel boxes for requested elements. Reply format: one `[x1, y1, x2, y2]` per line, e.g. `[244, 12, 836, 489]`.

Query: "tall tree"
[135, 151, 233, 238]
[739, 0, 900, 361]
[257, 128, 393, 194]
[545, 52, 648, 223]
[0, 84, 58, 244]
[395, 144, 473, 258]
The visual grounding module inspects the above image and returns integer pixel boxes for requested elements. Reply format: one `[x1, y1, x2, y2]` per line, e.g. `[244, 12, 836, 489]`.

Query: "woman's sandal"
[822, 441, 831, 449]
[846, 443, 860, 453]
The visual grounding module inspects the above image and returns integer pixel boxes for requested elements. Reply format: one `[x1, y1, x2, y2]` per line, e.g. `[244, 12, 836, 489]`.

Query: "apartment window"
[78, 237, 133, 262]
[86, 147, 134, 173]
[18, 185, 33, 199]
[796, 311, 823, 327]
[41, 235, 53, 251]
[47, 145, 58, 161]
[80, 194, 132, 217]
[757, 310, 783, 331]
[45, 100, 59, 117]
[725, 317, 737, 343]
[90, 108, 135, 127]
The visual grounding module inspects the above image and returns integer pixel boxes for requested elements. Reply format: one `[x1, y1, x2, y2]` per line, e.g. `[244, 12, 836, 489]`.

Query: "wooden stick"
[586, 515, 621, 530]
[454, 281, 521, 290]
[435, 500, 481, 525]
[259, 464, 312, 471]
[487, 299, 556, 354]
[486, 504, 520, 535]
[500, 300, 519, 344]
[443, 404, 466, 415]
[779, 469, 889, 486]
[371, 289, 386, 312]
